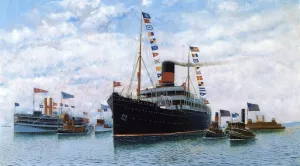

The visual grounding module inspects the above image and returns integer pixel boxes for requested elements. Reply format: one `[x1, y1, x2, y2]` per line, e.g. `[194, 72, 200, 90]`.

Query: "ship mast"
[187, 49, 190, 92]
[137, 12, 143, 99]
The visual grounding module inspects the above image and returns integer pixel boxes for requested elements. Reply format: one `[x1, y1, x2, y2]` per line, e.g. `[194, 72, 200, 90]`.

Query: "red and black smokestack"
[161, 61, 175, 86]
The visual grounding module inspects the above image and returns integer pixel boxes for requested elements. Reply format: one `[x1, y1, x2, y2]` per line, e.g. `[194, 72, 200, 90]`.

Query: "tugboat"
[57, 113, 89, 135]
[204, 112, 226, 138]
[226, 109, 256, 140]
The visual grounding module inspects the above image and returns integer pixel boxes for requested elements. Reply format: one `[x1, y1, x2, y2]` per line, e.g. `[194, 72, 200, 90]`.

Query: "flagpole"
[113, 81, 114, 93]
[60, 92, 62, 115]
[246, 103, 248, 124]
[219, 110, 221, 128]
[33, 89, 35, 111]
[247, 107, 248, 124]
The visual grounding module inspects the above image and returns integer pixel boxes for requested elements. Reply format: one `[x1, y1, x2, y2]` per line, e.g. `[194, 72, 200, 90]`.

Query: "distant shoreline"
[283, 122, 300, 127]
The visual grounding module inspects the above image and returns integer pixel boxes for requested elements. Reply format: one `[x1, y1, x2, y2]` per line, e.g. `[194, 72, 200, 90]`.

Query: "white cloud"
[142, 0, 152, 6]
[59, 0, 100, 11]
[0, 1, 300, 124]
[48, 11, 73, 21]
[0, 27, 32, 44]
[218, 1, 238, 12]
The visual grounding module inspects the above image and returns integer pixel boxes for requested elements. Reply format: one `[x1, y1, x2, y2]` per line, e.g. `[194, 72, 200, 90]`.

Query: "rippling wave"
[1, 127, 300, 165]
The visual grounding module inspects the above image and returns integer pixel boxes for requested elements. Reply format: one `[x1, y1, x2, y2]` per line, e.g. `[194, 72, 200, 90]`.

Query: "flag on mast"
[247, 102, 260, 111]
[61, 92, 74, 99]
[220, 110, 231, 117]
[113, 81, 121, 87]
[34, 88, 48, 93]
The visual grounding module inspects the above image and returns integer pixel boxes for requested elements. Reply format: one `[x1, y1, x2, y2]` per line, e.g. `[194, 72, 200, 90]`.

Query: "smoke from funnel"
[164, 60, 229, 67]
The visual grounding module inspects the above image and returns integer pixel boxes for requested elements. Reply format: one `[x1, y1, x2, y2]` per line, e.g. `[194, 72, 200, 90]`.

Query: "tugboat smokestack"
[241, 109, 245, 123]
[215, 112, 219, 122]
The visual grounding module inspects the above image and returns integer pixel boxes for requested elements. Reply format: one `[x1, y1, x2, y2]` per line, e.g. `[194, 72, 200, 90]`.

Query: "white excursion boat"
[14, 111, 62, 133]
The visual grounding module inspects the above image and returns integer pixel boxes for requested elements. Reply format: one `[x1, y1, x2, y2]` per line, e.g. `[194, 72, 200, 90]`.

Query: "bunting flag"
[71, 106, 75, 108]
[142, 12, 162, 82]
[61, 92, 74, 99]
[113, 81, 121, 87]
[97, 109, 102, 112]
[60, 103, 63, 106]
[53, 107, 57, 110]
[190, 46, 207, 97]
[34, 88, 48, 93]
[39, 105, 43, 108]
[64, 104, 68, 107]
[83, 112, 88, 115]
[53, 102, 57, 106]
[15, 103, 20, 107]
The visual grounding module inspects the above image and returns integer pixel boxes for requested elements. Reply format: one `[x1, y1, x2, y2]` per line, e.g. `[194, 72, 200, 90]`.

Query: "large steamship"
[107, 12, 213, 137]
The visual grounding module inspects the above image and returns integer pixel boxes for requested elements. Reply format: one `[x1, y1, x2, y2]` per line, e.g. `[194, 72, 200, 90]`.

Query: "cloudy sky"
[0, 0, 300, 123]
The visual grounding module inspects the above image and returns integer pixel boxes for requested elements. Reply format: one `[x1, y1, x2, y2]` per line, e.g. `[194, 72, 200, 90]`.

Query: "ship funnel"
[161, 61, 175, 86]
[215, 112, 219, 122]
[44, 98, 48, 115]
[262, 115, 265, 122]
[256, 115, 259, 122]
[49, 97, 53, 115]
[241, 109, 245, 123]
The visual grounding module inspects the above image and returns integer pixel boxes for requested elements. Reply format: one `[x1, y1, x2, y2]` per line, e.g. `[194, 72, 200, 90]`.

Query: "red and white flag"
[34, 88, 48, 93]
[113, 81, 122, 87]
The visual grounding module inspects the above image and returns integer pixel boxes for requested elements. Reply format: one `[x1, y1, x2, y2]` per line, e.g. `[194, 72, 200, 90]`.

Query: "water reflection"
[229, 139, 257, 147]
[113, 133, 203, 147]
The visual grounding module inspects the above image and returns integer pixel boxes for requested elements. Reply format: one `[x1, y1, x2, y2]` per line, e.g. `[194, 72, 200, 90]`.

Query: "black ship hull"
[107, 93, 211, 137]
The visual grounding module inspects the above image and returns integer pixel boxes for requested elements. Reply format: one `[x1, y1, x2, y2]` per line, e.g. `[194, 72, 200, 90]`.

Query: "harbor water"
[1, 127, 300, 166]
